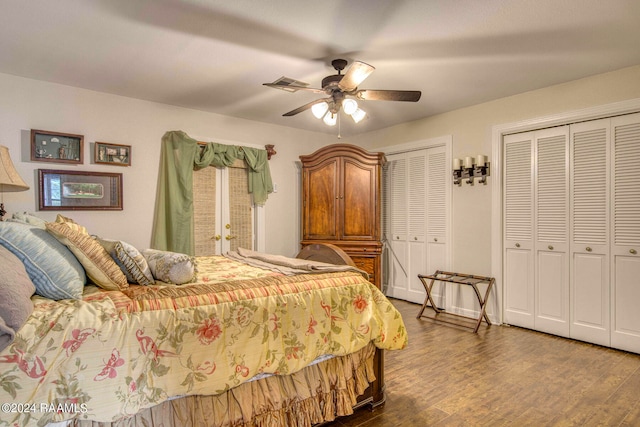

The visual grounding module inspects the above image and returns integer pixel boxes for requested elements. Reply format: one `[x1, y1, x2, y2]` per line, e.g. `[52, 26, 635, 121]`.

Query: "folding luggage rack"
[417, 270, 495, 333]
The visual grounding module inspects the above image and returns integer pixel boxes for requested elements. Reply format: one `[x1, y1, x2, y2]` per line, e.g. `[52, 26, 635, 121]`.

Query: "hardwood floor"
[329, 298, 640, 427]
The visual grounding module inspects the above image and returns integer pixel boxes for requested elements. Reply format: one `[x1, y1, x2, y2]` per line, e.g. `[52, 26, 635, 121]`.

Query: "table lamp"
[0, 145, 29, 220]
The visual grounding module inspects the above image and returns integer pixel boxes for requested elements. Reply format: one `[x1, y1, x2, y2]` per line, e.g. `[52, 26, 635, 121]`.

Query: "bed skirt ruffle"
[73, 343, 377, 427]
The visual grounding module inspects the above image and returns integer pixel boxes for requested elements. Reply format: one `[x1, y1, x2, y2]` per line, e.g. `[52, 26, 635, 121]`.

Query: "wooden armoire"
[300, 144, 385, 288]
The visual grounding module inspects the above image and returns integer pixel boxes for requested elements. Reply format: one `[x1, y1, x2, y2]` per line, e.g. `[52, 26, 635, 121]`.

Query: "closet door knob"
[631, 249, 638, 255]
[548, 245, 554, 250]
[434, 238, 438, 242]
[586, 247, 592, 252]
[515, 243, 520, 248]
[414, 237, 418, 241]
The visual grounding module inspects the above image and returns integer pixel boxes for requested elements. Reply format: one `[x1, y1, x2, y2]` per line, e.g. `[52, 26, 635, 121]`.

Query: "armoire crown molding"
[491, 97, 640, 324]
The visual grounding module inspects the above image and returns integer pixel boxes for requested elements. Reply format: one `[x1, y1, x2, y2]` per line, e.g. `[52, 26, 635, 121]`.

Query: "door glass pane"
[193, 166, 217, 256]
[228, 167, 253, 251]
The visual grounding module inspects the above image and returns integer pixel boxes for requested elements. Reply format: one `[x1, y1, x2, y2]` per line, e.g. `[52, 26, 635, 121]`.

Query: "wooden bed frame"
[296, 243, 386, 411]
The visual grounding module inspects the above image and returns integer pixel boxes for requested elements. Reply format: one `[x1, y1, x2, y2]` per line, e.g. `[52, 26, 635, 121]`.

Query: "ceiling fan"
[263, 59, 421, 126]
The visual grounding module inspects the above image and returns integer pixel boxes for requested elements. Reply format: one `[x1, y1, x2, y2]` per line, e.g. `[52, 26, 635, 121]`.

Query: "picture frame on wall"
[38, 169, 123, 211]
[94, 142, 131, 166]
[31, 129, 84, 164]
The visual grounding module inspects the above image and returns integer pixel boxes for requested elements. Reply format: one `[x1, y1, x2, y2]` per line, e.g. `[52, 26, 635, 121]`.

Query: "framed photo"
[95, 142, 131, 166]
[31, 129, 84, 164]
[38, 169, 123, 211]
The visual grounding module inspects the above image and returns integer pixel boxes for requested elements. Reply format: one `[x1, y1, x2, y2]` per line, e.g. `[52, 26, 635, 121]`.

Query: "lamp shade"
[0, 145, 29, 191]
[311, 101, 329, 119]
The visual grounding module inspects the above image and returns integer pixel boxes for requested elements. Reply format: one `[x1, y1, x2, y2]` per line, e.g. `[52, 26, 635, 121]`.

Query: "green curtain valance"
[151, 130, 273, 255]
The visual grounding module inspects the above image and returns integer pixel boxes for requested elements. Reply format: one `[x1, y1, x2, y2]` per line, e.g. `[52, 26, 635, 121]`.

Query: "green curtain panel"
[151, 130, 273, 255]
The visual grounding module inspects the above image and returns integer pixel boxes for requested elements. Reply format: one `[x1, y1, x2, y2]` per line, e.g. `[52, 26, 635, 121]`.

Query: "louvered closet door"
[384, 148, 448, 304]
[503, 133, 535, 328]
[570, 119, 610, 347]
[426, 146, 447, 274]
[406, 150, 429, 303]
[610, 113, 640, 353]
[385, 153, 409, 300]
[534, 127, 570, 337]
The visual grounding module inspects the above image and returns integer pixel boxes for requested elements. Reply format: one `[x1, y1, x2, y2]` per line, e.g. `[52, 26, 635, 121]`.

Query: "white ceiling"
[2, 0, 640, 137]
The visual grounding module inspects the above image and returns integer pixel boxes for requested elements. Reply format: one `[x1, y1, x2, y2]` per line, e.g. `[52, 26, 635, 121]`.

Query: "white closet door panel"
[504, 135, 534, 243]
[407, 241, 427, 304]
[536, 250, 569, 336]
[534, 127, 570, 336]
[389, 155, 408, 242]
[408, 152, 426, 242]
[427, 147, 447, 242]
[611, 256, 640, 352]
[571, 252, 609, 346]
[570, 119, 610, 346]
[503, 133, 534, 328]
[610, 113, 640, 353]
[504, 247, 534, 328]
[388, 240, 408, 300]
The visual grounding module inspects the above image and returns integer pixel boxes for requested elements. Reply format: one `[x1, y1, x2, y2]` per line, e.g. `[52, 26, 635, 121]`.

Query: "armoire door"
[610, 113, 640, 353]
[341, 157, 378, 241]
[193, 165, 255, 256]
[569, 119, 610, 347]
[302, 157, 339, 240]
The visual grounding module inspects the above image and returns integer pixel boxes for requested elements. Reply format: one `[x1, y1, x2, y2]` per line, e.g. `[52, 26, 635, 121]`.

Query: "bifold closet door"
[384, 147, 448, 305]
[534, 127, 570, 337]
[569, 119, 610, 347]
[610, 113, 640, 353]
[503, 133, 535, 328]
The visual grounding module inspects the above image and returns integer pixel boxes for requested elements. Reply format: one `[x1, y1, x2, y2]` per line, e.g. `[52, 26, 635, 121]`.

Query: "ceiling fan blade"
[338, 61, 375, 92]
[356, 89, 422, 102]
[283, 98, 330, 117]
[263, 83, 326, 94]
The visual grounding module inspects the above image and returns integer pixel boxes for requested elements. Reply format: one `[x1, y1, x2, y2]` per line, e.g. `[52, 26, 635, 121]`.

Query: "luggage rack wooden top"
[417, 270, 495, 333]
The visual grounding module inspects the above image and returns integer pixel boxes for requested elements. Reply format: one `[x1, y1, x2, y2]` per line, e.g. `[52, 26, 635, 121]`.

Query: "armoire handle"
[515, 243, 520, 248]
[586, 247, 592, 252]
[631, 249, 638, 255]
[548, 245, 554, 250]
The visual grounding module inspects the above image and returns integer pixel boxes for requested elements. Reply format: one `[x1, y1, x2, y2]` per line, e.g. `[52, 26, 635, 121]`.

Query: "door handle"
[586, 247, 592, 252]
[212, 235, 221, 241]
[515, 243, 520, 248]
[548, 245, 554, 250]
[631, 249, 638, 255]
[226, 235, 237, 240]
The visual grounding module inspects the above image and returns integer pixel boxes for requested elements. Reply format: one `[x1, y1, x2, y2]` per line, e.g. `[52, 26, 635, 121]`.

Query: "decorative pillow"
[0, 245, 36, 352]
[46, 222, 128, 291]
[9, 212, 47, 229]
[141, 249, 197, 285]
[0, 221, 85, 300]
[55, 214, 89, 234]
[99, 238, 155, 286]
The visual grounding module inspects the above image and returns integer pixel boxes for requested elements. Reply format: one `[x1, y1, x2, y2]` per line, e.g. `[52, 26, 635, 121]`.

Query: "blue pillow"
[0, 221, 85, 300]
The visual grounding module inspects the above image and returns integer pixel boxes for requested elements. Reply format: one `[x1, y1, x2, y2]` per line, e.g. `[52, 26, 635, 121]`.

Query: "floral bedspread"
[0, 255, 407, 426]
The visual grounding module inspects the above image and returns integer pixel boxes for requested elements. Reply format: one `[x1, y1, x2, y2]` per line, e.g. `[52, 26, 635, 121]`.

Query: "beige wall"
[3, 65, 640, 271]
[343, 65, 640, 280]
[0, 73, 333, 255]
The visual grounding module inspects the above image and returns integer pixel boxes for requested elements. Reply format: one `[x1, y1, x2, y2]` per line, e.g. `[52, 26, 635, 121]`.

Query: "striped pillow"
[46, 223, 128, 291]
[98, 238, 154, 286]
[0, 221, 85, 300]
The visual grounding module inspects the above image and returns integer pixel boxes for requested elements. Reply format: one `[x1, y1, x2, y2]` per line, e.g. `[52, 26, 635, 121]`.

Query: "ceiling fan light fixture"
[351, 108, 366, 123]
[323, 112, 337, 126]
[311, 101, 329, 119]
[342, 99, 358, 115]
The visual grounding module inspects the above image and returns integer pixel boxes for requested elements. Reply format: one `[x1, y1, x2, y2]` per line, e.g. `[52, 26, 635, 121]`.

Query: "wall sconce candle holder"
[453, 155, 490, 186]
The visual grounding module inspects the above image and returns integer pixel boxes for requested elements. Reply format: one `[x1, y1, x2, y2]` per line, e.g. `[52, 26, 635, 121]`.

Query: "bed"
[0, 216, 407, 427]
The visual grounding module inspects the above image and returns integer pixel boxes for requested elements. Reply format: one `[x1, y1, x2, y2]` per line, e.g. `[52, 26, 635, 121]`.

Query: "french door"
[193, 164, 255, 255]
